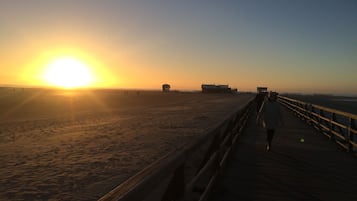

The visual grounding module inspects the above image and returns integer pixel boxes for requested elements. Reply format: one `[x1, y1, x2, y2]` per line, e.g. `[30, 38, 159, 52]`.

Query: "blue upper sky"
[1, 0, 356, 94]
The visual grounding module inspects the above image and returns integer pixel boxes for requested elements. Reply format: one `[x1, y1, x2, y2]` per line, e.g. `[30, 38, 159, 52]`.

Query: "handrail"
[98, 98, 254, 201]
[278, 95, 357, 154]
[280, 96, 357, 119]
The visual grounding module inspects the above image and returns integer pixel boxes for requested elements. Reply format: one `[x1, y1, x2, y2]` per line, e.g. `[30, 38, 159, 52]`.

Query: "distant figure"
[256, 92, 283, 151]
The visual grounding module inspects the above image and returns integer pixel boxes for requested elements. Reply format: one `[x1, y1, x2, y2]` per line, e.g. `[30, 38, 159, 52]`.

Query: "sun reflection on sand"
[0, 88, 112, 123]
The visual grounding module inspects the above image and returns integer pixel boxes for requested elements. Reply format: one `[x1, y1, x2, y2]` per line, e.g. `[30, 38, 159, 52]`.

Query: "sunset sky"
[1, 0, 356, 95]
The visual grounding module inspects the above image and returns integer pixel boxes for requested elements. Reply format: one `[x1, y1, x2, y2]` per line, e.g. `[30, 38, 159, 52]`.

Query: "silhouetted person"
[256, 92, 283, 151]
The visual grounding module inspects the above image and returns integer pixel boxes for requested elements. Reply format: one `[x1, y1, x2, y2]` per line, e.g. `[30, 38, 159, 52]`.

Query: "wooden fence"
[278, 95, 357, 154]
[98, 99, 254, 201]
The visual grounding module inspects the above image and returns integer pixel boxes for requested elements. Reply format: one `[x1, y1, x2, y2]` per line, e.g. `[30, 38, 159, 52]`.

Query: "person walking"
[256, 92, 283, 151]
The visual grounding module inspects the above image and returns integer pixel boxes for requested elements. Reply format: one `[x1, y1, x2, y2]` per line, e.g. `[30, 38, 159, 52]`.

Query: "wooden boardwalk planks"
[209, 106, 357, 201]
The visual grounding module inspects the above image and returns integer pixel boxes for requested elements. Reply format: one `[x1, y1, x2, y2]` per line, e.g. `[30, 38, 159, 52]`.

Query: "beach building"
[257, 86, 268, 94]
[201, 84, 237, 93]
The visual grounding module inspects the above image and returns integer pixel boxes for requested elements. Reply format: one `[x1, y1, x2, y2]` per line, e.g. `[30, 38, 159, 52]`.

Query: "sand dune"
[0, 88, 254, 201]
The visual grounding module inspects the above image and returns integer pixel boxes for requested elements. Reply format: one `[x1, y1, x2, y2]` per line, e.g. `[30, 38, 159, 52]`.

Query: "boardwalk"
[209, 106, 357, 201]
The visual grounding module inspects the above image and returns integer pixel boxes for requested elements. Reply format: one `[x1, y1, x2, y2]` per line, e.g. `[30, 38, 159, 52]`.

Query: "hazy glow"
[1, 1, 357, 94]
[43, 57, 94, 89]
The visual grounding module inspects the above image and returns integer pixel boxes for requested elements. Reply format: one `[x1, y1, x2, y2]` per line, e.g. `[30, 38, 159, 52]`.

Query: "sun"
[43, 57, 94, 89]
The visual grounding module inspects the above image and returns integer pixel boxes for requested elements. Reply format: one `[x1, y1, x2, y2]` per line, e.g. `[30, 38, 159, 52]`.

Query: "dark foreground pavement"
[209, 106, 357, 201]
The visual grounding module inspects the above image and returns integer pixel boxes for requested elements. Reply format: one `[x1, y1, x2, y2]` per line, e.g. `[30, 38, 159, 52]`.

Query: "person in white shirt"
[256, 92, 283, 151]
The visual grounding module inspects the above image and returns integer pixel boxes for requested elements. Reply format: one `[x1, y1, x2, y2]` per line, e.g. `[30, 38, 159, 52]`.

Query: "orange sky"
[1, 1, 357, 95]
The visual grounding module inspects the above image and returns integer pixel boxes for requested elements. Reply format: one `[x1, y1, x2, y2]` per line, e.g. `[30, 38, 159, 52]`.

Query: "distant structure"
[162, 84, 171, 92]
[255, 86, 268, 114]
[201, 84, 237, 93]
[257, 87, 268, 94]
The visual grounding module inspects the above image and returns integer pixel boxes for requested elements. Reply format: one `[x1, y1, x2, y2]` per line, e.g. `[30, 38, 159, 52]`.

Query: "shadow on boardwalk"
[209, 106, 357, 201]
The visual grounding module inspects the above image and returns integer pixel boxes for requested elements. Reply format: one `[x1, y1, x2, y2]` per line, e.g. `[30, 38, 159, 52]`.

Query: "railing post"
[311, 105, 317, 128]
[303, 103, 307, 120]
[296, 101, 300, 117]
[319, 109, 324, 134]
[161, 163, 186, 201]
[330, 113, 336, 141]
[308, 103, 313, 123]
[300, 102, 305, 119]
[348, 118, 356, 153]
[304, 103, 312, 122]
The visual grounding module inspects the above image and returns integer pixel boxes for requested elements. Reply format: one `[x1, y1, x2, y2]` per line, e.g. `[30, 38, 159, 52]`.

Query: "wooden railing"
[98, 99, 254, 201]
[278, 96, 357, 153]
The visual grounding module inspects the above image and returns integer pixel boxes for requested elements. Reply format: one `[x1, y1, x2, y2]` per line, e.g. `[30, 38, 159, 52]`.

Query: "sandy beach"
[0, 88, 254, 201]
